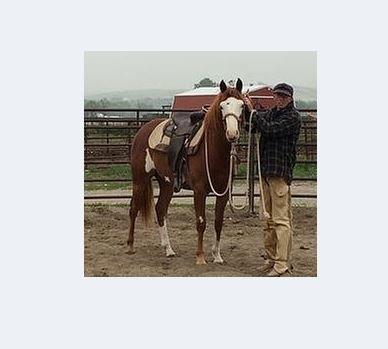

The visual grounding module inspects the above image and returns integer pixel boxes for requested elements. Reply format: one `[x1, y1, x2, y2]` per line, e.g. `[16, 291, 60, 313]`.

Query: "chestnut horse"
[127, 79, 246, 264]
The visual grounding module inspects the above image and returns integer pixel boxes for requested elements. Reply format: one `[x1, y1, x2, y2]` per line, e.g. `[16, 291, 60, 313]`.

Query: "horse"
[127, 78, 246, 265]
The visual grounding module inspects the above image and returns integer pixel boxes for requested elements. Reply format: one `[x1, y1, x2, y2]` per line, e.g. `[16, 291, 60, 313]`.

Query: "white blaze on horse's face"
[220, 97, 244, 142]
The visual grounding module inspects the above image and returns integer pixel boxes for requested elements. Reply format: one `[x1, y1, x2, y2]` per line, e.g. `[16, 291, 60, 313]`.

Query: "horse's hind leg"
[212, 195, 228, 263]
[194, 189, 207, 265]
[127, 182, 142, 254]
[155, 176, 176, 257]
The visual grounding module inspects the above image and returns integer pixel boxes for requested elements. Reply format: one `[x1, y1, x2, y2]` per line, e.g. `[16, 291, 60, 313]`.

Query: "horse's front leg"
[212, 194, 228, 263]
[194, 189, 207, 265]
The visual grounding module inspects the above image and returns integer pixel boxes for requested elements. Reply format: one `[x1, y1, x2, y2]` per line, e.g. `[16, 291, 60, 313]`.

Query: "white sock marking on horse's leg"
[158, 219, 168, 246]
[145, 148, 155, 173]
[212, 238, 224, 263]
[158, 219, 176, 257]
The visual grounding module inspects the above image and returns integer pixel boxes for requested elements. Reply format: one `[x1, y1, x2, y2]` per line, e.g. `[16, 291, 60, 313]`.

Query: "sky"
[84, 51, 316, 96]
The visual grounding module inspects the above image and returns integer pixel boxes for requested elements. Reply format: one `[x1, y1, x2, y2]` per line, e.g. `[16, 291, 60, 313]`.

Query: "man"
[245, 83, 301, 276]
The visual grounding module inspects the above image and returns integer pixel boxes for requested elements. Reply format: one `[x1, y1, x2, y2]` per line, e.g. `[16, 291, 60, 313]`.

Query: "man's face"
[274, 93, 292, 109]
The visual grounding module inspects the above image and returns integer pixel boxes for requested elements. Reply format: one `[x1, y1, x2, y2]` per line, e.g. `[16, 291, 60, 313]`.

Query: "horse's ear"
[220, 80, 227, 93]
[236, 78, 243, 92]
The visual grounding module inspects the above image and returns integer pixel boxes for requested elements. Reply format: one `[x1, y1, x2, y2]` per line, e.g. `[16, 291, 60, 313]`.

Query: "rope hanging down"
[204, 109, 270, 217]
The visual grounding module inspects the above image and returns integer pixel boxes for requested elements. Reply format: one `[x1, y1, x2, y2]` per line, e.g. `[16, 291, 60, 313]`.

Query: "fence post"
[249, 134, 255, 213]
[304, 123, 309, 160]
[127, 119, 131, 161]
[84, 118, 88, 170]
[106, 120, 109, 159]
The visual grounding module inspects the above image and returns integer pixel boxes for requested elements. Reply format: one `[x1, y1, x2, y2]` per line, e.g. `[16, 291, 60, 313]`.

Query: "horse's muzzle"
[226, 130, 240, 143]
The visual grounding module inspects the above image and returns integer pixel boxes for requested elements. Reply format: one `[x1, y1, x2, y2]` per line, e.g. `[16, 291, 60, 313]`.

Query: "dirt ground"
[84, 203, 316, 277]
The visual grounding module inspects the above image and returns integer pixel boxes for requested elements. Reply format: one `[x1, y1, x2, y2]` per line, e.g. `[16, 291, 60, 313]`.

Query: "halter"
[221, 111, 243, 137]
[222, 112, 242, 122]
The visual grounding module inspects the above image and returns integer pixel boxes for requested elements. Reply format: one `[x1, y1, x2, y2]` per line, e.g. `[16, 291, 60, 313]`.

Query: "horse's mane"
[204, 87, 244, 133]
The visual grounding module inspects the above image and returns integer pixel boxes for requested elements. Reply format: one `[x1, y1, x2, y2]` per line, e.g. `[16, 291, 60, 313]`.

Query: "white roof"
[175, 84, 269, 96]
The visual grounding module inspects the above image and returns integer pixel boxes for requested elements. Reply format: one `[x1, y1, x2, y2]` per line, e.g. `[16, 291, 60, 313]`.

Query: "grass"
[236, 163, 247, 177]
[84, 163, 317, 191]
[234, 163, 317, 179]
[85, 164, 132, 179]
[84, 164, 131, 191]
[84, 202, 215, 209]
[293, 163, 317, 178]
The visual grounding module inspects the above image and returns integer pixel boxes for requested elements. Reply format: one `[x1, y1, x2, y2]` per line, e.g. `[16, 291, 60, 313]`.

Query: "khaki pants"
[262, 177, 293, 274]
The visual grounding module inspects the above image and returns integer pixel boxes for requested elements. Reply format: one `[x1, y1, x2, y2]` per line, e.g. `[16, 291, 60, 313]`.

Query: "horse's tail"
[139, 176, 154, 227]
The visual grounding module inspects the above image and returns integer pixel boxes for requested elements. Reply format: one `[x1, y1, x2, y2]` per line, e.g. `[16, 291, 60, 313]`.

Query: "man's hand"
[243, 96, 254, 111]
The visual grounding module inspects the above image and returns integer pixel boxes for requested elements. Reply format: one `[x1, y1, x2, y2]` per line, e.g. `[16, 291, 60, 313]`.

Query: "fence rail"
[84, 108, 317, 208]
[84, 159, 317, 165]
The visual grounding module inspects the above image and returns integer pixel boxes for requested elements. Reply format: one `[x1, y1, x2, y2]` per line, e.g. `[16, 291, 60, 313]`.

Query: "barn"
[171, 84, 276, 111]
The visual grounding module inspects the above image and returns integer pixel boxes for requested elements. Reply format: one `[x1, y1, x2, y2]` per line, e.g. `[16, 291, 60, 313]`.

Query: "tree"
[295, 100, 317, 109]
[100, 98, 110, 108]
[194, 77, 216, 88]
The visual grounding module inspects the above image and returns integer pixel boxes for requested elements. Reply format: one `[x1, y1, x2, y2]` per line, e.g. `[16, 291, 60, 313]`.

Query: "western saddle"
[148, 110, 206, 192]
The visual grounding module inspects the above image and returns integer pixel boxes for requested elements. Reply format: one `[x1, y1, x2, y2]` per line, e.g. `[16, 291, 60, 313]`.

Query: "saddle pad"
[186, 122, 204, 150]
[148, 119, 170, 149]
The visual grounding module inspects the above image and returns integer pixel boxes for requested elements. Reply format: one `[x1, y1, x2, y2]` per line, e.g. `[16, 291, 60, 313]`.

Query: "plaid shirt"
[253, 103, 301, 185]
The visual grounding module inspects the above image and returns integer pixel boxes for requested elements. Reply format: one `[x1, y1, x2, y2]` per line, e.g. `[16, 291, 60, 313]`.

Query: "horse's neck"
[206, 124, 231, 162]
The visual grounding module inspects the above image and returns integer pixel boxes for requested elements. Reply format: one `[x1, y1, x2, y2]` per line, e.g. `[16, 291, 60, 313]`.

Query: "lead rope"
[254, 132, 270, 219]
[204, 130, 233, 197]
[204, 110, 254, 211]
[226, 110, 256, 210]
[204, 109, 271, 217]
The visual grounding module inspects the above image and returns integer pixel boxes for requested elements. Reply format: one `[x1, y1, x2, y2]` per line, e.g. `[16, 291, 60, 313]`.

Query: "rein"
[204, 109, 270, 217]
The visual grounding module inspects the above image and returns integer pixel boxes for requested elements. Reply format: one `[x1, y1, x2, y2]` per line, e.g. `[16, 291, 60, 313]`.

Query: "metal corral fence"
[84, 108, 317, 208]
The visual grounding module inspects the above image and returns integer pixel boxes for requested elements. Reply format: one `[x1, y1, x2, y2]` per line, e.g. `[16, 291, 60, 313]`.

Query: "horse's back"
[131, 118, 167, 155]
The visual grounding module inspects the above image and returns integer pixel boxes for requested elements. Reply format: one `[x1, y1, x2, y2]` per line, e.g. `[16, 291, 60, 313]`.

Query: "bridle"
[221, 112, 242, 123]
[220, 104, 245, 134]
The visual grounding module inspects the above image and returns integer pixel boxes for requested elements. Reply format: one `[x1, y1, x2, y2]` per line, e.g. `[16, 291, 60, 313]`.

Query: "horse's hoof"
[196, 257, 207, 265]
[166, 248, 176, 257]
[213, 257, 224, 264]
[126, 246, 136, 255]
[212, 249, 224, 264]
